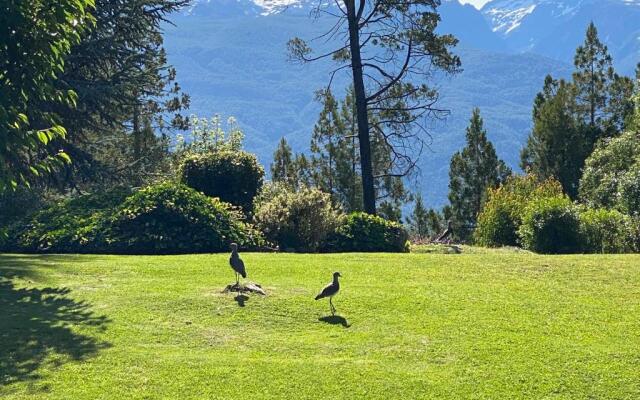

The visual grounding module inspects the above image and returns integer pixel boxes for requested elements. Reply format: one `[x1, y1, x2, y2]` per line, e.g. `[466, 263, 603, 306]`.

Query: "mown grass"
[1, 251, 639, 399]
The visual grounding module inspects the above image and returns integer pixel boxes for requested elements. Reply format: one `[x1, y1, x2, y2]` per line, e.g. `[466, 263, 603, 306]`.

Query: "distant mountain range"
[162, 0, 639, 207]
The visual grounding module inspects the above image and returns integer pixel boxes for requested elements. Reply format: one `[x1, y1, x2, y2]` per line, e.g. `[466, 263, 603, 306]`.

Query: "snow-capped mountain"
[186, 0, 309, 16]
[482, 0, 587, 36]
[480, 0, 640, 71]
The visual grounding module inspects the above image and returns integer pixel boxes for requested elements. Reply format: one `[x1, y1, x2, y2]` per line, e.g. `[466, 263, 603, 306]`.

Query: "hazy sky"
[459, 0, 491, 8]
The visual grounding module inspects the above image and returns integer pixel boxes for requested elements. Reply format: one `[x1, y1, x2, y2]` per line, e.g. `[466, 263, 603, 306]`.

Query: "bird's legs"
[235, 272, 239, 286]
[329, 297, 336, 315]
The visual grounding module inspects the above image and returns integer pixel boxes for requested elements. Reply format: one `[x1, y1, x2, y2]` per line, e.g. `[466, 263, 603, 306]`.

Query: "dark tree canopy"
[0, 0, 94, 191]
[49, 0, 190, 189]
[289, 0, 460, 214]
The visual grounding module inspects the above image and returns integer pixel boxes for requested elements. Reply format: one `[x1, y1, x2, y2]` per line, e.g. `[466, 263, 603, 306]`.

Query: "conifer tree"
[521, 23, 636, 199]
[294, 154, 313, 188]
[520, 77, 589, 198]
[309, 87, 408, 215]
[271, 137, 297, 188]
[310, 90, 347, 199]
[448, 108, 511, 241]
[572, 22, 635, 137]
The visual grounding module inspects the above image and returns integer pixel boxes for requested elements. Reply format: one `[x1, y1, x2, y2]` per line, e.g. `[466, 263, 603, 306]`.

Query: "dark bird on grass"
[435, 220, 453, 243]
[229, 243, 246, 285]
[315, 272, 341, 315]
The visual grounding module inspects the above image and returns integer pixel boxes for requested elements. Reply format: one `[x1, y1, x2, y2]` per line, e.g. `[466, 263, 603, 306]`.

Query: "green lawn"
[1, 251, 639, 399]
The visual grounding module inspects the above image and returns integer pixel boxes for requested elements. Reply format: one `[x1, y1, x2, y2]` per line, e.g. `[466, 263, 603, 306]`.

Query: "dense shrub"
[474, 175, 563, 247]
[325, 212, 409, 253]
[105, 183, 262, 254]
[579, 130, 640, 215]
[579, 208, 634, 254]
[179, 150, 264, 213]
[3, 187, 131, 253]
[517, 196, 581, 254]
[254, 187, 340, 252]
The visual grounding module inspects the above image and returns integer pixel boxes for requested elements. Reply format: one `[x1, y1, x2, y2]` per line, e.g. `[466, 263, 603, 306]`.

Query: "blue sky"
[459, 0, 491, 8]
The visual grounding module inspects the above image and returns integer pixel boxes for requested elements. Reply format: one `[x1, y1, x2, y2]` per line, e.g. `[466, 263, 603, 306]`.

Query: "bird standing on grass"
[315, 272, 341, 315]
[229, 243, 246, 285]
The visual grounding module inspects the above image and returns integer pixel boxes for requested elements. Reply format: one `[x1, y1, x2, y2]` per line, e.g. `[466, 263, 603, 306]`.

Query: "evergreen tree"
[310, 90, 347, 199]
[50, 0, 190, 189]
[521, 23, 636, 200]
[309, 87, 407, 215]
[337, 87, 363, 211]
[294, 154, 313, 188]
[271, 137, 297, 188]
[572, 22, 635, 137]
[521, 77, 590, 198]
[289, 0, 460, 214]
[406, 195, 445, 240]
[448, 108, 511, 241]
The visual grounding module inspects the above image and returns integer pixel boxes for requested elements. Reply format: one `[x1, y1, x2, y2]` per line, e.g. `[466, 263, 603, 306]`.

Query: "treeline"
[437, 23, 640, 253]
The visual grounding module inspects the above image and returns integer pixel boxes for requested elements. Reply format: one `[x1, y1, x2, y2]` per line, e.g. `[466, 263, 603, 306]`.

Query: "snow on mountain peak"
[253, 0, 303, 14]
[482, 0, 640, 37]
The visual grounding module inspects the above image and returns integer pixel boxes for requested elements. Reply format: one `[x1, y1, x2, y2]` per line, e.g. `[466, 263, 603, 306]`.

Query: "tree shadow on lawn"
[0, 255, 111, 386]
[319, 315, 351, 328]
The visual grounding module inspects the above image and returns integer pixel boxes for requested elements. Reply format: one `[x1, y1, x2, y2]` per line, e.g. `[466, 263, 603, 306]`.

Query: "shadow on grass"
[319, 315, 351, 328]
[0, 255, 111, 386]
[234, 294, 249, 307]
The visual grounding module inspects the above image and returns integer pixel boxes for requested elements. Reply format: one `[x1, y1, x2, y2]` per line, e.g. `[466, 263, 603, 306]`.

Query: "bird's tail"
[314, 294, 323, 300]
[241, 271, 247, 278]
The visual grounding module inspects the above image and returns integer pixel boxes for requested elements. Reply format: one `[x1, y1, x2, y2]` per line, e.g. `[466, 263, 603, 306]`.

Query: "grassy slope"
[1, 251, 639, 399]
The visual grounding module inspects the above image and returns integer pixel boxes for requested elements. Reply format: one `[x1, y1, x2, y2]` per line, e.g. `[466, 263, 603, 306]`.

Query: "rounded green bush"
[518, 196, 581, 254]
[253, 186, 340, 252]
[579, 130, 640, 215]
[179, 150, 264, 213]
[579, 208, 634, 254]
[325, 212, 409, 253]
[105, 182, 263, 254]
[474, 175, 563, 247]
[4, 187, 131, 253]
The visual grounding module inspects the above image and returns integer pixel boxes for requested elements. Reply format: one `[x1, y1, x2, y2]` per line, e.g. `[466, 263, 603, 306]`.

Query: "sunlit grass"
[1, 251, 639, 399]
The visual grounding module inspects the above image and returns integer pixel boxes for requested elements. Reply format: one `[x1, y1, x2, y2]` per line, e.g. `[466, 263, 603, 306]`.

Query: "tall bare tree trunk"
[345, 0, 376, 215]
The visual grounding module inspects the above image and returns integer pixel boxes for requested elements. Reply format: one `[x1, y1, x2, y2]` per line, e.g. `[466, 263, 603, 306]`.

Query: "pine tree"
[406, 194, 430, 239]
[271, 137, 297, 188]
[572, 22, 634, 137]
[337, 87, 363, 212]
[310, 89, 347, 201]
[309, 87, 406, 215]
[520, 77, 589, 198]
[294, 154, 313, 188]
[448, 108, 511, 241]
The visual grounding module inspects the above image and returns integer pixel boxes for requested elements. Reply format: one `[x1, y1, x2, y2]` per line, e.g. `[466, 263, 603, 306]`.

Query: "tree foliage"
[520, 77, 591, 198]
[474, 174, 563, 247]
[0, 0, 94, 191]
[271, 137, 298, 189]
[579, 130, 640, 216]
[448, 108, 511, 241]
[289, 0, 460, 214]
[405, 194, 443, 241]
[47, 0, 190, 189]
[521, 23, 636, 199]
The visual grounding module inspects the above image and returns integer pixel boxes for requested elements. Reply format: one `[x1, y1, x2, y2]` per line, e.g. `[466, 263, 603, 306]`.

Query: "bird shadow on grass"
[319, 315, 351, 328]
[0, 256, 111, 387]
[234, 294, 249, 307]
